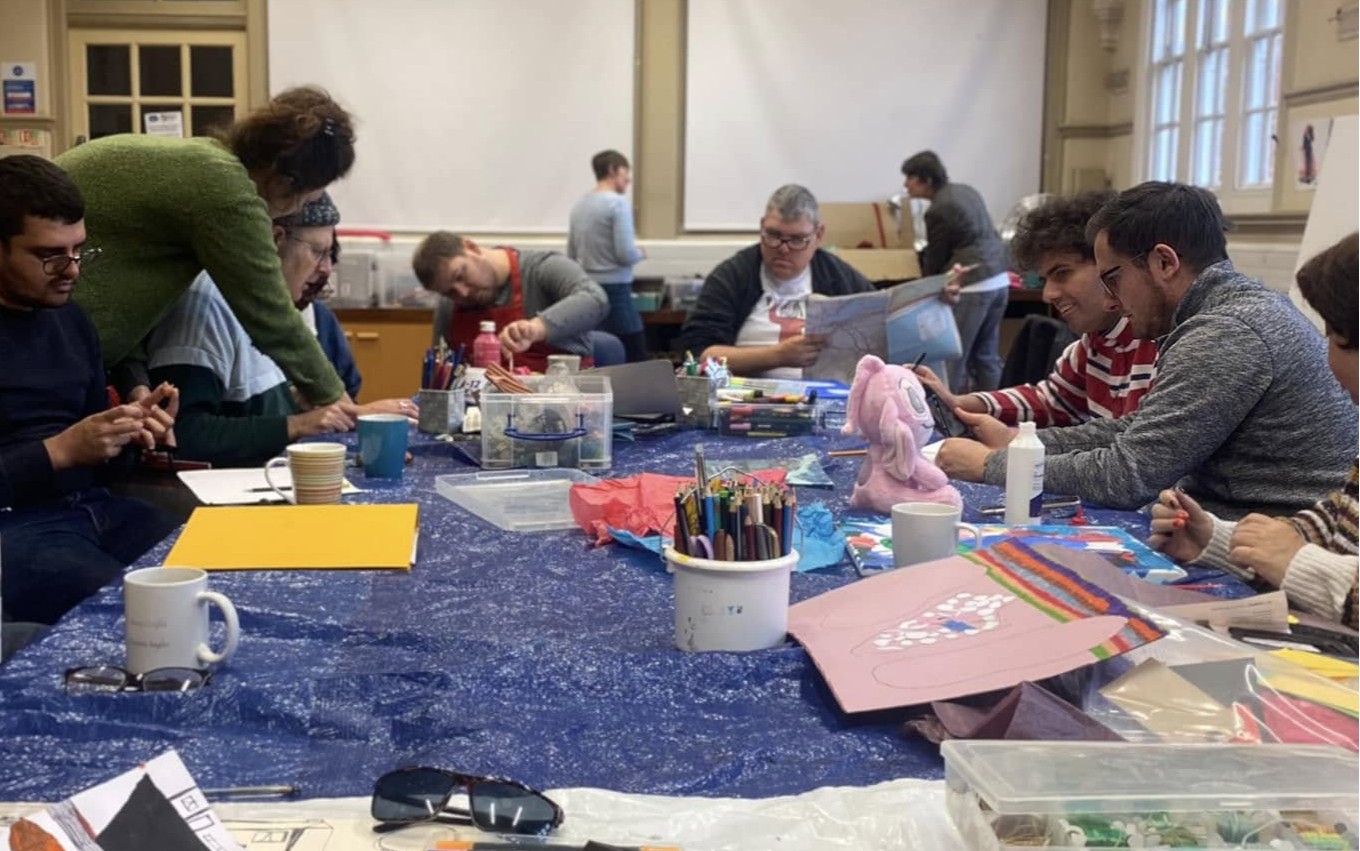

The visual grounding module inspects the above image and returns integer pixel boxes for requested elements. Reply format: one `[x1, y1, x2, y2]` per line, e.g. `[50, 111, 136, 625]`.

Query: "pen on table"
[247, 485, 290, 492]
[202, 785, 298, 799]
[828, 448, 868, 457]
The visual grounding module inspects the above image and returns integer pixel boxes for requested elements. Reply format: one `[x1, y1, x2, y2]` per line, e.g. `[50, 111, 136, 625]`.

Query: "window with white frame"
[1144, 0, 1284, 202]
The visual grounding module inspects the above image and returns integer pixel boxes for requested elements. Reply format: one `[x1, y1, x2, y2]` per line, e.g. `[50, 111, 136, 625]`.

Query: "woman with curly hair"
[56, 86, 357, 407]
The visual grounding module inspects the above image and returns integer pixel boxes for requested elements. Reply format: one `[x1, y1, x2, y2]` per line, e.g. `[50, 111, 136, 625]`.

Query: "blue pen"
[703, 495, 717, 539]
[453, 342, 466, 369]
[421, 349, 435, 389]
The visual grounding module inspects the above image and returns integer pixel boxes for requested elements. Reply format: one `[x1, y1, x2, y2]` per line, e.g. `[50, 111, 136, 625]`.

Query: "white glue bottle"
[1005, 422, 1045, 525]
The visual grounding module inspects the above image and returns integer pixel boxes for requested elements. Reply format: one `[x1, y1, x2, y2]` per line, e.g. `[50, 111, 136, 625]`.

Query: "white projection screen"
[684, 0, 1047, 230]
[268, 0, 635, 233]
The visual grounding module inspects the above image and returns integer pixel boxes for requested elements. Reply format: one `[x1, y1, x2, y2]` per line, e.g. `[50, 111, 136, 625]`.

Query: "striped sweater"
[1200, 459, 1359, 628]
[971, 316, 1158, 426]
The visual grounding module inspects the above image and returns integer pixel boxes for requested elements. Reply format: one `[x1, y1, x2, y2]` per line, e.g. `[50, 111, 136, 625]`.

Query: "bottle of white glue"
[1005, 422, 1045, 525]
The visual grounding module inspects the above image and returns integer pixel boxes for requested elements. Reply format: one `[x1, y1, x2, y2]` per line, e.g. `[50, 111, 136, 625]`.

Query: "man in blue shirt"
[0, 156, 178, 627]
[568, 150, 647, 362]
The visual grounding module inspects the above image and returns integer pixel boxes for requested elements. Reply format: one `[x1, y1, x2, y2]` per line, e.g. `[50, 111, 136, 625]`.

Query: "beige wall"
[1046, 0, 1359, 243]
[0, 0, 55, 117]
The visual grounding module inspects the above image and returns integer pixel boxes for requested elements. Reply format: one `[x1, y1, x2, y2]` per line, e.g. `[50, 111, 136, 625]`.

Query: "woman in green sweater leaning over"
[56, 86, 356, 407]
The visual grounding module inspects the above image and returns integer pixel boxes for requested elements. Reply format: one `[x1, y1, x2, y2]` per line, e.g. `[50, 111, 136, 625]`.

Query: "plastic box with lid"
[942, 740, 1359, 850]
[480, 375, 612, 470]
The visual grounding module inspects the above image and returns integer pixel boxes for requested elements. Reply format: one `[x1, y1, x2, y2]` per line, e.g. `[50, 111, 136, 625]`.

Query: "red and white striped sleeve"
[974, 338, 1093, 427]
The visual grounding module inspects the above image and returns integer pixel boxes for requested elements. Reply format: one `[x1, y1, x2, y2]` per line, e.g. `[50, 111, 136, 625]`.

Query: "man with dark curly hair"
[914, 190, 1159, 429]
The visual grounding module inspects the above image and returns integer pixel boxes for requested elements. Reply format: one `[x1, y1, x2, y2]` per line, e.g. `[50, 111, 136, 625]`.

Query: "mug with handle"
[890, 501, 983, 568]
[123, 567, 240, 674]
[263, 441, 347, 504]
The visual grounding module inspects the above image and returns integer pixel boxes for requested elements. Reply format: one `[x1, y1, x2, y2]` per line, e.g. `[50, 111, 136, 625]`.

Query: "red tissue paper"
[570, 469, 787, 545]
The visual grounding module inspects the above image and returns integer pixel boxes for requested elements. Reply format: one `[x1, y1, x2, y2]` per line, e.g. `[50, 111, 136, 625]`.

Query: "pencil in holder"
[677, 374, 723, 430]
[416, 388, 465, 435]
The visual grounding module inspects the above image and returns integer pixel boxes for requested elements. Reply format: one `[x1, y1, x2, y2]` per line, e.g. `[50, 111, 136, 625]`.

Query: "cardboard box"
[819, 202, 903, 249]
[835, 248, 921, 283]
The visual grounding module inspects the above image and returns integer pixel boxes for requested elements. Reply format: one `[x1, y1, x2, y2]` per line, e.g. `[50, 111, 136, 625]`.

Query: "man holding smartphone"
[915, 190, 1159, 439]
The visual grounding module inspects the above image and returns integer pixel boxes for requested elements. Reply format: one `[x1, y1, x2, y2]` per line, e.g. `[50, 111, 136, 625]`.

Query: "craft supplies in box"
[716, 399, 822, 438]
[480, 374, 613, 470]
[942, 740, 1359, 850]
[436, 469, 601, 532]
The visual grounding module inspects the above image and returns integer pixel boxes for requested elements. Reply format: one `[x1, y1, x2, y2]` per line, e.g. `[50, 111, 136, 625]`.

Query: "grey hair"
[764, 184, 820, 226]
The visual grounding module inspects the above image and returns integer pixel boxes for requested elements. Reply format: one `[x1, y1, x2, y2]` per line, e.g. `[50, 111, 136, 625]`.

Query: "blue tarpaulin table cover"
[0, 429, 1248, 801]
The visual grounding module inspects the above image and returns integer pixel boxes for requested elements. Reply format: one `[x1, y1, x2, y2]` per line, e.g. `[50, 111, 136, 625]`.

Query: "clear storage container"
[942, 740, 1359, 850]
[480, 375, 613, 470]
[434, 469, 600, 532]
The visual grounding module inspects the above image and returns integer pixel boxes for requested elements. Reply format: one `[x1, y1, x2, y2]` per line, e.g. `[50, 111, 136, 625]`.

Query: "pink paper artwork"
[788, 540, 1163, 713]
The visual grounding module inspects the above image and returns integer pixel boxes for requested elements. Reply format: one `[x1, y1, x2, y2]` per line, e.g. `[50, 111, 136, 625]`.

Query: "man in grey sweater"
[936, 182, 1356, 520]
[413, 234, 608, 371]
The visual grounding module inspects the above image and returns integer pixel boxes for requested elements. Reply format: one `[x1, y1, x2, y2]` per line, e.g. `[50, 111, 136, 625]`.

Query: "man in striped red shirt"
[915, 190, 1159, 428]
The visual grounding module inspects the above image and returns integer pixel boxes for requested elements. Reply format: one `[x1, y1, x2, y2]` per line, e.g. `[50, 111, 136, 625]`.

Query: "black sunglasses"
[371, 766, 564, 837]
[65, 665, 211, 693]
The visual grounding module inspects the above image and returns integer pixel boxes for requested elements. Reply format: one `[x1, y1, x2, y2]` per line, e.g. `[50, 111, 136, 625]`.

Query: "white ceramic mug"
[124, 567, 240, 674]
[890, 502, 983, 568]
[263, 442, 346, 504]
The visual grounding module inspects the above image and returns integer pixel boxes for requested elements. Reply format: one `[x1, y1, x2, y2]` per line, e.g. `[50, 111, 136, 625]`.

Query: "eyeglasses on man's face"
[1098, 247, 1158, 298]
[288, 235, 334, 266]
[759, 230, 816, 252]
[36, 246, 101, 276]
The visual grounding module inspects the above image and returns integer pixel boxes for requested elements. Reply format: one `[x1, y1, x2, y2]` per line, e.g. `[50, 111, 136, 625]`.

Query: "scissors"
[688, 535, 714, 560]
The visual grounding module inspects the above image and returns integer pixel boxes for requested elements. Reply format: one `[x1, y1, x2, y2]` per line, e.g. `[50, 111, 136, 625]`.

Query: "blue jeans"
[599, 282, 647, 362]
[0, 489, 177, 624]
[948, 288, 1009, 394]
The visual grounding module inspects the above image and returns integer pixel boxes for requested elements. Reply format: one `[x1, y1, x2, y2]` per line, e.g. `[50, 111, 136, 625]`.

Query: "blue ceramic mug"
[357, 414, 409, 478]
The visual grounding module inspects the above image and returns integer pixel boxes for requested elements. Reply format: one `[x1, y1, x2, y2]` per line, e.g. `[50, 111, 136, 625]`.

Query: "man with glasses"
[913, 190, 1159, 429]
[0, 155, 179, 630]
[678, 184, 874, 378]
[937, 182, 1356, 520]
[144, 194, 414, 468]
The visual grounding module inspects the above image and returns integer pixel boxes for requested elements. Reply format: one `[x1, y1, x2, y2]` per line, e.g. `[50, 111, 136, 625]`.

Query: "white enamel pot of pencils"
[667, 546, 798, 652]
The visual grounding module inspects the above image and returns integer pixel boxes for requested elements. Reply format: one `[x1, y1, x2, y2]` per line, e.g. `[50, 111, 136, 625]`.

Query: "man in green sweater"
[145, 195, 414, 467]
[56, 87, 356, 407]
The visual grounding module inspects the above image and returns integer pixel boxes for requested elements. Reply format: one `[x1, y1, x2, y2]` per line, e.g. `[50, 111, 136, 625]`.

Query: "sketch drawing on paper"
[789, 539, 1163, 712]
[225, 819, 334, 851]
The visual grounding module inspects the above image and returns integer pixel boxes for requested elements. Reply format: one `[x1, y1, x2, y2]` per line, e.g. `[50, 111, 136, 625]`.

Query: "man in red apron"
[412, 233, 607, 372]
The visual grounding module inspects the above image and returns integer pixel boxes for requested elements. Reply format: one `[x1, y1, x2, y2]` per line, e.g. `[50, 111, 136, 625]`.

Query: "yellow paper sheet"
[1271, 648, 1360, 681]
[164, 504, 419, 571]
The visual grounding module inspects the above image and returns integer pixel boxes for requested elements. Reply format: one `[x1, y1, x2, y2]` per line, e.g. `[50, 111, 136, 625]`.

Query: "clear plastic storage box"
[435, 469, 600, 532]
[942, 740, 1359, 850]
[480, 375, 613, 470]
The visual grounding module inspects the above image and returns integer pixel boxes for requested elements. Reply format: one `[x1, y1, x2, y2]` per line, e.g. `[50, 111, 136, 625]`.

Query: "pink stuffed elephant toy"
[842, 354, 961, 513]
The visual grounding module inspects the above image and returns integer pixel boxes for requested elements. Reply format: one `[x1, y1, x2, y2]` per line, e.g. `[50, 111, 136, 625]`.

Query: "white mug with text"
[124, 567, 239, 674]
[891, 502, 983, 568]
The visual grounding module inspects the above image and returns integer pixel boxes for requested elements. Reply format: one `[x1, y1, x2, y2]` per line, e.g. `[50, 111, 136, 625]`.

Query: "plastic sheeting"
[0, 779, 971, 850]
[0, 429, 1247, 802]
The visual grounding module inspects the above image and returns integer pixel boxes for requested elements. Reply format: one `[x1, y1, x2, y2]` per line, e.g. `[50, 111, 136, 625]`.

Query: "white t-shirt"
[735, 264, 813, 379]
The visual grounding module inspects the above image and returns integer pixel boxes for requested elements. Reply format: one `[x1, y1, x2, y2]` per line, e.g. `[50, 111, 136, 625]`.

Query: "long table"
[0, 428, 1244, 802]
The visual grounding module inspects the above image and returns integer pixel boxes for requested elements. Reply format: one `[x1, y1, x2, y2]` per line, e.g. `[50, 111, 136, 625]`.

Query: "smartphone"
[922, 385, 972, 440]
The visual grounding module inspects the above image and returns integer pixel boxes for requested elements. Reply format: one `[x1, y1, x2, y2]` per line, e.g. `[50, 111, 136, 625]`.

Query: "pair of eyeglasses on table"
[64, 665, 211, 693]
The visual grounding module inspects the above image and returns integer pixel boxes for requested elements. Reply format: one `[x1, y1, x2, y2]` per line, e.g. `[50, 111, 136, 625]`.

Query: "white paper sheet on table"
[178, 468, 362, 505]
[0, 751, 242, 851]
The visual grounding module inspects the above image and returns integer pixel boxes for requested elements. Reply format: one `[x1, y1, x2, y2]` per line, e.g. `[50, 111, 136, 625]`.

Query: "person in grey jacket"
[678, 184, 875, 379]
[568, 150, 647, 363]
[903, 151, 1010, 394]
[935, 182, 1356, 520]
[413, 234, 608, 371]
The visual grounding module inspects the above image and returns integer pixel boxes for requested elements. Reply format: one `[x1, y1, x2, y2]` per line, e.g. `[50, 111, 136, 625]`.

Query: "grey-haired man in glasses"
[678, 184, 876, 378]
[0, 155, 179, 635]
[937, 181, 1356, 521]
